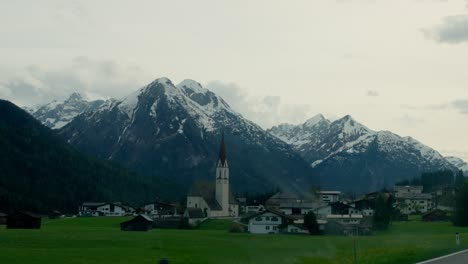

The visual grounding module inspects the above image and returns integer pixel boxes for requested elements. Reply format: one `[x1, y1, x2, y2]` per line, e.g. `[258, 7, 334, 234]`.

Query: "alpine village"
[1, 78, 468, 263]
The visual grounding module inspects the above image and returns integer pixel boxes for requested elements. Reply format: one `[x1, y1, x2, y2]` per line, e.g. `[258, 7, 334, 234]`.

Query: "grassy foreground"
[1, 216, 467, 264]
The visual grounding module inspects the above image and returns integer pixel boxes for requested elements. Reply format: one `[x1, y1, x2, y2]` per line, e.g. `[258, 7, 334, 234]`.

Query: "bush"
[229, 223, 245, 233]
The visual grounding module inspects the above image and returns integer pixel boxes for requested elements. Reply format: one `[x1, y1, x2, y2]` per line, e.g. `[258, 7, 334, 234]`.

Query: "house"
[245, 205, 265, 214]
[422, 209, 448, 222]
[324, 214, 370, 236]
[281, 223, 309, 234]
[48, 210, 63, 219]
[0, 213, 7, 225]
[186, 134, 239, 218]
[279, 202, 314, 216]
[247, 209, 293, 234]
[7, 212, 41, 229]
[120, 215, 153, 231]
[79, 202, 129, 217]
[317, 191, 341, 203]
[394, 185, 423, 198]
[314, 204, 332, 220]
[143, 201, 180, 218]
[396, 193, 432, 214]
[265, 192, 301, 210]
[183, 208, 207, 226]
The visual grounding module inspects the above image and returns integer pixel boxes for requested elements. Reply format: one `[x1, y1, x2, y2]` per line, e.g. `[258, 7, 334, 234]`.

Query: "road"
[415, 249, 468, 264]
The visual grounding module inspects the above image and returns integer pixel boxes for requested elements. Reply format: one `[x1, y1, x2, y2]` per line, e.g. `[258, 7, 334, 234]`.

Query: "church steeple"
[218, 131, 227, 167]
[215, 130, 230, 216]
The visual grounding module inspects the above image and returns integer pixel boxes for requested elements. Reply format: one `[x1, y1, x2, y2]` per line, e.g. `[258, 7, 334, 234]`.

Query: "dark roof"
[9, 211, 41, 219]
[188, 180, 237, 209]
[218, 132, 227, 166]
[120, 214, 153, 225]
[185, 208, 206, 219]
[82, 202, 107, 207]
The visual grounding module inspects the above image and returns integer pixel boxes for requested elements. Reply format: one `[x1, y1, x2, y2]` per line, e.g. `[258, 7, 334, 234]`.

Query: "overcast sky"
[1, 0, 468, 160]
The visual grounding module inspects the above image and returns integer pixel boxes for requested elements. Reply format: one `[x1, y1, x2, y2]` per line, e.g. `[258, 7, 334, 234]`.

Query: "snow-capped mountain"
[446, 156, 468, 173]
[30, 93, 104, 129]
[59, 78, 313, 194]
[269, 115, 456, 193]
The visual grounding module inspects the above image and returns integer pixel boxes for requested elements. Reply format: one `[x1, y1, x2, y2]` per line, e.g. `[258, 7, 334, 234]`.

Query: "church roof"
[187, 180, 238, 209]
[218, 132, 227, 166]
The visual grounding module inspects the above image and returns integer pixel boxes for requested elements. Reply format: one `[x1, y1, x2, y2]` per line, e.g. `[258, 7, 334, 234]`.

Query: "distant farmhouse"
[186, 134, 239, 219]
[394, 185, 433, 214]
[120, 215, 153, 231]
[143, 201, 180, 218]
[7, 211, 41, 229]
[79, 202, 134, 217]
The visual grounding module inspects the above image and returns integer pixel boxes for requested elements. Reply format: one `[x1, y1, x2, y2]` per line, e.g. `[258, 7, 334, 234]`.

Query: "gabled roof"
[187, 180, 237, 209]
[185, 208, 206, 219]
[246, 209, 295, 222]
[120, 214, 153, 225]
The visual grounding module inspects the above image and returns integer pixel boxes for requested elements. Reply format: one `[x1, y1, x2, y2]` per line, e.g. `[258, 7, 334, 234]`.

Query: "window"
[273, 226, 277, 231]
[255, 217, 262, 221]
[266, 226, 270, 230]
[265, 216, 270, 221]
[271, 217, 278, 222]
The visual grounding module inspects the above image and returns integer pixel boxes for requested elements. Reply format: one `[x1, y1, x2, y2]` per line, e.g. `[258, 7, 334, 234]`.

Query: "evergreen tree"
[455, 170, 465, 187]
[373, 193, 393, 230]
[453, 182, 468, 226]
[303, 211, 320, 235]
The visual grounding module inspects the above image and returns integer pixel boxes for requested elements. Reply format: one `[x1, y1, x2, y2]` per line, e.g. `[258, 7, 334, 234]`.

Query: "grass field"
[1, 216, 467, 264]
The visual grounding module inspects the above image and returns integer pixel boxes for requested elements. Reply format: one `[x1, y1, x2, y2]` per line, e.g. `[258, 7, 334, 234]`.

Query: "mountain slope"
[59, 78, 314, 194]
[0, 99, 172, 213]
[269, 115, 456, 193]
[30, 93, 104, 129]
[446, 156, 468, 173]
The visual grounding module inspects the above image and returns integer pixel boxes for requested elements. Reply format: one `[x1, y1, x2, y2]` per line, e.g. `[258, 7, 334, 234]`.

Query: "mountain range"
[268, 114, 458, 193]
[57, 78, 313, 194]
[25, 77, 466, 194]
[28, 93, 104, 129]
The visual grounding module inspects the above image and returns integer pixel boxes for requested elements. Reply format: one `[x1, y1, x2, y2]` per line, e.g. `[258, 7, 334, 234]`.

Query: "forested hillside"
[0, 99, 174, 214]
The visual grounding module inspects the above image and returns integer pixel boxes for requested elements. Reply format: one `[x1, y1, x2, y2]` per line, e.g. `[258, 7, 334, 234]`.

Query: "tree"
[455, 170, 465, 187]
[453, 182, 468, 226]
[303, 211, 320, 235]
[373, 193, 393, 230]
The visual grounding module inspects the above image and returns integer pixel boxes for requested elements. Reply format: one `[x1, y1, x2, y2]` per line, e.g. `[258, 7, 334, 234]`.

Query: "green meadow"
[1, 216, 467, 264]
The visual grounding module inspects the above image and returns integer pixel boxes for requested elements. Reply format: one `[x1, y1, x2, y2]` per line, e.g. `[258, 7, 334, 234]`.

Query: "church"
[186, 133, 239, 218]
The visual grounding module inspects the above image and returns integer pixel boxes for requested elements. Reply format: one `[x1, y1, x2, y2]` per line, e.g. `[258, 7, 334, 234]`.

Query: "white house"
[143, 201, 180, 218]
[394, 185, 423, 198]
[186, 134, 239, 218]
[317, 191, 341, 203]
[79, 202, 128, 217]
[397, 193, 433, 214]
[245, 205, 265, 214]
[247, 210, 292, 234]
[279, 202, 314, 216]
[281, 223, 309, 234]
[313, 204, 332, 220]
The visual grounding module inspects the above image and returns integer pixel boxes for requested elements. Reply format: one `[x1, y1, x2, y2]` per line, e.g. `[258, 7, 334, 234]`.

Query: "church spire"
[218, 131, 227, 166]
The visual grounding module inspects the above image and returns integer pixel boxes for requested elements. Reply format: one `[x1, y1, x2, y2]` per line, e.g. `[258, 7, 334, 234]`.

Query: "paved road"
[416, 249, 468, 264]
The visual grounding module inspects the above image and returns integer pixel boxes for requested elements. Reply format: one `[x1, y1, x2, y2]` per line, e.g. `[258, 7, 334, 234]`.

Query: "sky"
[1, 0, 468, 160]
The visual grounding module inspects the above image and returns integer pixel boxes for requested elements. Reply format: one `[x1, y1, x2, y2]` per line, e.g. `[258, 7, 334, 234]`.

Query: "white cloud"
[205, 81, 312, 128]
[0, 57, 150, 106]
[423, 14, 468, 43]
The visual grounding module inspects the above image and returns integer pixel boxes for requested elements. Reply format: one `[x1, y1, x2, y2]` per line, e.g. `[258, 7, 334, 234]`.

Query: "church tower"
[215, 132, 229, 216]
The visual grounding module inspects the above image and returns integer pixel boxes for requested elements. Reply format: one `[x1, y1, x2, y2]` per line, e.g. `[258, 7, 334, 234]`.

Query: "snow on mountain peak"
[177, 79, 207, 94]
[304, 114, 327, 127]
[67, 92, 83, 101]
[446, 156, 468, 171]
